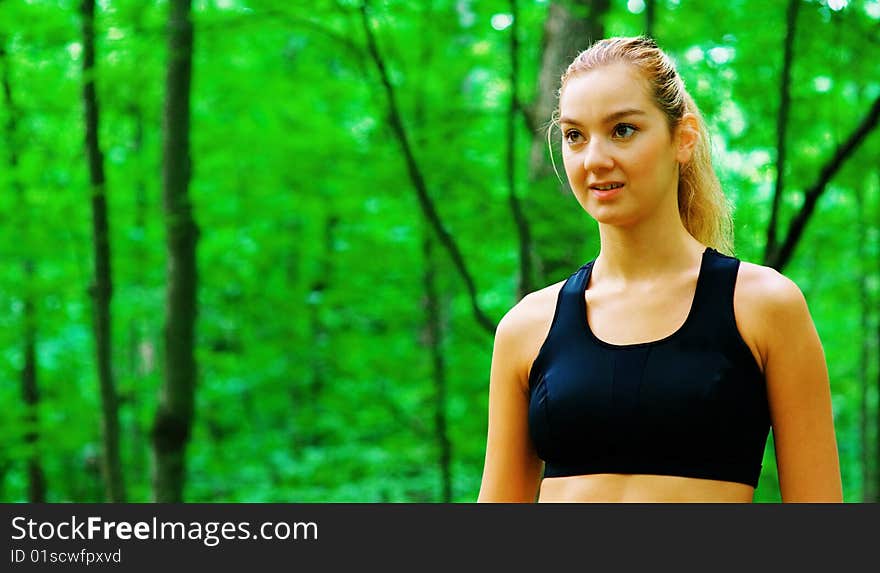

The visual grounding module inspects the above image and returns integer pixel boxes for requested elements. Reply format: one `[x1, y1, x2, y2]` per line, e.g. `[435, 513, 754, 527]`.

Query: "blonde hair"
[548, 36, 734, 254]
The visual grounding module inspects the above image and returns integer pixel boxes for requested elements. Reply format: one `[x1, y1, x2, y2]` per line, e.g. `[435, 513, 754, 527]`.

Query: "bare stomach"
[538, 474, 755, 503]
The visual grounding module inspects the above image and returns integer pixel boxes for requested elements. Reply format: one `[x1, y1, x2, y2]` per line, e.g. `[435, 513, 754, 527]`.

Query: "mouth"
[589, 182, 624, 199]
[589, 182, 624, 191]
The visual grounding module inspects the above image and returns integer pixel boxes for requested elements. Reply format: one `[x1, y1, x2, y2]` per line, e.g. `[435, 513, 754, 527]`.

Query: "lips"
[589, 182, 624, 191]
[589, 182, 624, 199]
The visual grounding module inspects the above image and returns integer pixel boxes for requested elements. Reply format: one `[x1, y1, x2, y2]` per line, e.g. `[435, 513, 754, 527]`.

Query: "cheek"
[631, 141, 672, 180]
[561, 151, 582, 180]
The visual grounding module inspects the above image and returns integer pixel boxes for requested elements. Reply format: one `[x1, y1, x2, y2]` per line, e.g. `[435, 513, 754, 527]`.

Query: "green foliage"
[0, 0, 877, 502]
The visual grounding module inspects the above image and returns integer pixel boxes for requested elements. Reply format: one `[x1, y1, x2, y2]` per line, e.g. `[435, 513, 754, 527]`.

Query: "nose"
[582, 138, 615, 172]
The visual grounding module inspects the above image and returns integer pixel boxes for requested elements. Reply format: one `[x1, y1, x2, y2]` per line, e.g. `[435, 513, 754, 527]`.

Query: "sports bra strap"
[689, 248, 740, 336]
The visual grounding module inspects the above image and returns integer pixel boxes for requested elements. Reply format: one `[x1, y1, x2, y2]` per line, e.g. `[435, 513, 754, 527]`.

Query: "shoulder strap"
[544, 261, 594, 340]
[528, 261, 595, 391]
[689, 247, 741, 335]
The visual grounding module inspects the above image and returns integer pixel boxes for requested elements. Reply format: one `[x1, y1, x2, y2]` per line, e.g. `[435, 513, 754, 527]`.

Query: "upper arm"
[752, 270, 843, 502]
[477, 301, 545, 502]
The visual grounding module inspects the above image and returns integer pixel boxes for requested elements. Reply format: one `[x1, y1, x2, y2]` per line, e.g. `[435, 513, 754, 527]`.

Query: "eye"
[612, 124, 637, 139]
[563, 129, 583, 145]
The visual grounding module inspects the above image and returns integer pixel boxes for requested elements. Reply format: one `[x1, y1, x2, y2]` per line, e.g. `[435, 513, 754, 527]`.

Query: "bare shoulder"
[736, 261, 808, 316]
[494, 279, 567, 391]
[735, 261, 812, 368]
[498, 279, 567, 334]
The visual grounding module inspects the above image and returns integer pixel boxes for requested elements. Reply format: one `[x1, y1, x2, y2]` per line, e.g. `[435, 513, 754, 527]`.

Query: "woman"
[477, 36, 842, 503]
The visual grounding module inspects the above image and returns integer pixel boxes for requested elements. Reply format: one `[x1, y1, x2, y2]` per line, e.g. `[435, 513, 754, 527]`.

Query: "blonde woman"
[478, 36, 842, 503]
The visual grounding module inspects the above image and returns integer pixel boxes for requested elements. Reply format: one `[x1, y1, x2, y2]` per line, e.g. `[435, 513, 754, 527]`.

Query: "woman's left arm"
[757, 271, 843, 502]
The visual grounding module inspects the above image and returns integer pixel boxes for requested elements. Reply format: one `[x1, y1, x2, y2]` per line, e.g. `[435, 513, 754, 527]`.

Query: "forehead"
[559, 63, 657, 122]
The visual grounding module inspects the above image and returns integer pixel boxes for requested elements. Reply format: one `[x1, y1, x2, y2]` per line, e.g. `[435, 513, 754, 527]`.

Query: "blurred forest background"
[0, 0, 878, 503]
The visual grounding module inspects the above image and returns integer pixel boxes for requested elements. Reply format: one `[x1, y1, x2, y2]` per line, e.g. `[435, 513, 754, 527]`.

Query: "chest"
[528, 329, 767, 465]
[584, 277, 764, 372]
[584, 280, 697, 346]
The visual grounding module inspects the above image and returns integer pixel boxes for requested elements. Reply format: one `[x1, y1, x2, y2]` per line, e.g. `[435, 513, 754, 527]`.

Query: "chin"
[584, 205, 640, 228]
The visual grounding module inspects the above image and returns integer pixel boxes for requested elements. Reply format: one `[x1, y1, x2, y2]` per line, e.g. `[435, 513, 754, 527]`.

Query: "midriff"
[538, 473, 756, 503]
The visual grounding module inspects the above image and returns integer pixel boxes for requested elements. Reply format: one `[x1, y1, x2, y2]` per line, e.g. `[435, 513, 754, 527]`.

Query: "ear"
[674, 112, 699, 164]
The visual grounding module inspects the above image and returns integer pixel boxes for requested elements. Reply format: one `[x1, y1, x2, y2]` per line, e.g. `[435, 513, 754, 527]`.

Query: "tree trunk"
[22, 281, 46, 502]
[527, 0, 609, 182]
[422, 233, 453, 502]
[0, 461, 11, 500]
[874, 170, 880, 503]
[508, 0, 535, 298]
[875, 296, 880, 503]
[764, 0, 799, 266]
[297, 211, 338, 448]
[127, 100, 151, 493]
[526, 0, 610, 283]
[644, 0, 656, 38]
[152, 0, 198, 503]
[126, 8, 153, 490]
[856, 177, 871, 501]
[412, 2, 452, 501]
[2, 40, 46, 503]
[308, 213, 338, 404]
[81, 0, 126, 503]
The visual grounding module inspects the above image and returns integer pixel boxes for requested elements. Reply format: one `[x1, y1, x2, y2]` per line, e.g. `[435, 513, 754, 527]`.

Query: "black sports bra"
[527, 247, 771, 488]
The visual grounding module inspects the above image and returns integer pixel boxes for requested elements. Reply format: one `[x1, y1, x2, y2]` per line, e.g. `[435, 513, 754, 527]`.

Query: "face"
[558, 63, 695, 228]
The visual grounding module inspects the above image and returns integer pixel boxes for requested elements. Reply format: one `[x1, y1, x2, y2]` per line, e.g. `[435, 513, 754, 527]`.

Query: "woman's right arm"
[477, 305, 544, 502]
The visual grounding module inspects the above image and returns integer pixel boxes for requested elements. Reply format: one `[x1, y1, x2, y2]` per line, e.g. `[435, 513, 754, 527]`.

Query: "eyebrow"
[559, 108, 647, 126]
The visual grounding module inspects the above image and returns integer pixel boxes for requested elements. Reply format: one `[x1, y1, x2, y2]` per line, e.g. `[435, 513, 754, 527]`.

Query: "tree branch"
[764, 0, 799, 263]
[359, 1, 496, 334]
[765, 94, 880, 271]
[515, 96, 538, 136]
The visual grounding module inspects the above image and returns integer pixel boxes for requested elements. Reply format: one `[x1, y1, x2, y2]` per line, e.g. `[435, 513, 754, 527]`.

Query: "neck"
[593, 202, 705, 284]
